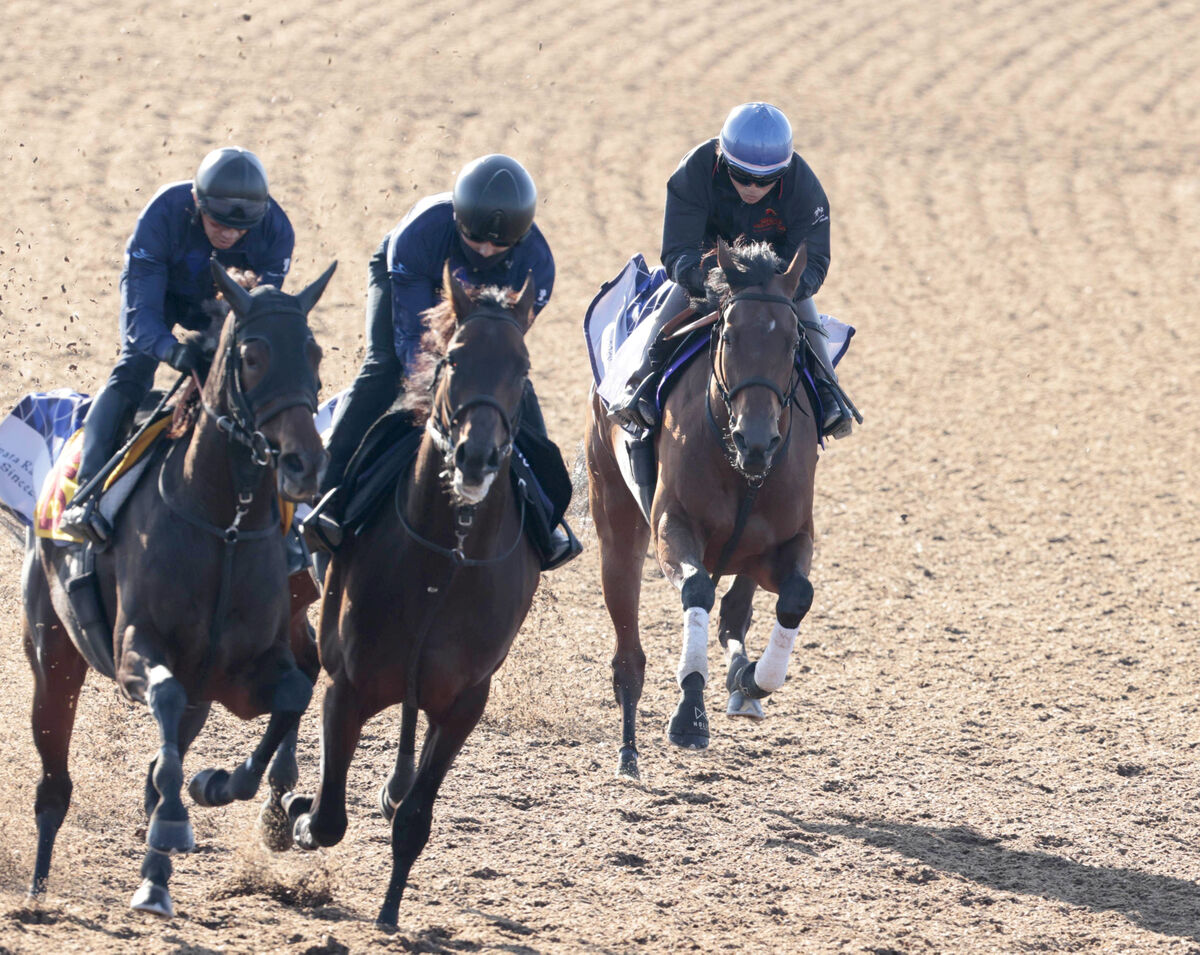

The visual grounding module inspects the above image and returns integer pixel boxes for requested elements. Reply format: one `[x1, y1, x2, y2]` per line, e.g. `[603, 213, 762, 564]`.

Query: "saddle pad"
[35, 417, 172, 541]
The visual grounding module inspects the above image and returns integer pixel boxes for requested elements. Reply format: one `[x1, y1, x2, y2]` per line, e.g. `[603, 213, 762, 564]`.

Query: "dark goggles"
[726, 164, 786, 188]
[199, 195, 268, 228]
[457, 224, 516, 249]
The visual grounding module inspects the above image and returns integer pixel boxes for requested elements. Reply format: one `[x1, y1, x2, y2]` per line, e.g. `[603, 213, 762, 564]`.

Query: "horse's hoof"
[130, 879, 174, 918]
[281, 791, 313, 821]
[726, 690, 765, 720]
[667, 698, 710, 750]
[376, 901, 400, 932]
[292, 813, 319, 851]
[188, 768, 229, 808]
[259, 798, 293, 853]
[147, 816, 194, 855]
[617, 747, 641, 781]
[379, 783, 398, 824]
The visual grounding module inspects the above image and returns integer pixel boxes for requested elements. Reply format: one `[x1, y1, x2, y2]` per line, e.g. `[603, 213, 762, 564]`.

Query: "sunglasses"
[200, 195, 267, 226]
[727, 166, 786, 188]
[458, 225, 515, 249]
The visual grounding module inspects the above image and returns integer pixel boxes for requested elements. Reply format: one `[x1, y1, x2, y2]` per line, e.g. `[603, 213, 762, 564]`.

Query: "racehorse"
[586, 239, 820, 779]
[285, 267, 543, 929]
[22, 261, 335, 917]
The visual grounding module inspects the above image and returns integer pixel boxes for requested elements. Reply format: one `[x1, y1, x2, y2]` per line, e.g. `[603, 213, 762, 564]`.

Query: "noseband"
[707, 290, 804, 480]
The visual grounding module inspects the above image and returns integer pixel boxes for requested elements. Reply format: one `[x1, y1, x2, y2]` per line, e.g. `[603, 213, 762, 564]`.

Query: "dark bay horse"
[286, 267, 542, 929]
[23, 261, 335, 917]
[587, 240, 820, 779]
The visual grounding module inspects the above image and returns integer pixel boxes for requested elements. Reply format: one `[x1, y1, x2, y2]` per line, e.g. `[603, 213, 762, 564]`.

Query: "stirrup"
[541, 522, 582, 572]
[608, 375, 659, 431]
[59, 496, 112, 548]
[299, 488, 344, 552]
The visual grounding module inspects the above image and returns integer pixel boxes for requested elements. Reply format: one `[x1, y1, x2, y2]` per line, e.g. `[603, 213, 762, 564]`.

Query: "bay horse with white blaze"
[22, 261, 334, 916]
[587, 240, 820, 779]
[286, 267, 543, 929]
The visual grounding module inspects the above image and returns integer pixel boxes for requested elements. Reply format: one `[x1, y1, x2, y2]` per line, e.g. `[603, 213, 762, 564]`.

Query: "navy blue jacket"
[121, 181, 295, 362]
[380, 194, 554, 372]
[661, 139, 831, 301]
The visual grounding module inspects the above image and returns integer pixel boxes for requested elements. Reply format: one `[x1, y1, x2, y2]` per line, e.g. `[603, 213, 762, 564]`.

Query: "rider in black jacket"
[612, 102, 851, 438]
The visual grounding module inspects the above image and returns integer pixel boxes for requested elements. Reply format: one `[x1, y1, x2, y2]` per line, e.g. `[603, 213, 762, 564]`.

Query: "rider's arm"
[386, 223, 441, 374]
[660, 143, 715, 293]
[121, 195, 180, 363]
[524, 226, 556, 316]
[781, 161, 831, 301]
[251, 200, 296, 289]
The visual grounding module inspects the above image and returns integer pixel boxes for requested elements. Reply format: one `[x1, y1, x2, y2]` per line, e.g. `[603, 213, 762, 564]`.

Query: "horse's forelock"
[710, 241, 782, 301]
[400, 284, 523, 426]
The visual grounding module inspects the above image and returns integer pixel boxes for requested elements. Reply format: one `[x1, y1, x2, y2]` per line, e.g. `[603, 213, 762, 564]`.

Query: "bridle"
[706, 290, 805, 484]
[199, 304, 320, 470]
[396, 305, 529, 567]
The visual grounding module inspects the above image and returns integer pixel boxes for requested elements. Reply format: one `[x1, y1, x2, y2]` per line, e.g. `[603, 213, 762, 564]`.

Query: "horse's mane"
[703, 241, 782, 307]
[167, 269, 261, 438]
[399, 285, 517, 426]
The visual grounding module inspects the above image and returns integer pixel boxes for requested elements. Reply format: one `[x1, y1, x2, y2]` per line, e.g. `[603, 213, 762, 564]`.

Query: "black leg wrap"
[680, 574, 716, 614]
[736, 660, 772, 700]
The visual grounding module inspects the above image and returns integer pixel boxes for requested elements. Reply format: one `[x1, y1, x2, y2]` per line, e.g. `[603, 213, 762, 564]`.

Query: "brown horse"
[587, 239, 820, 779]
[22, 261, 335, 917]
[286, 267, 542, 928]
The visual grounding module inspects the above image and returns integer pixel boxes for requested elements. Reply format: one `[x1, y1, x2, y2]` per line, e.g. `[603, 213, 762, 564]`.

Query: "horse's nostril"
[281, 452, 305, 476]
[486, 446, 500, 469]
[767, 435, 782, 454]
[732, 431, 748, 454]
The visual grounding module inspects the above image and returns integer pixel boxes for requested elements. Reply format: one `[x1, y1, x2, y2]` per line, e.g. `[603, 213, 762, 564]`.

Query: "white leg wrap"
[676, 607, 710, 687]
[754, 619, 801, 693]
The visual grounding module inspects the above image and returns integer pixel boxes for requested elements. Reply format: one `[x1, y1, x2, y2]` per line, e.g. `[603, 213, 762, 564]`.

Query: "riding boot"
[303, 374, 397, 551]
[799, 315, 853, 440]
[59, 387, 135, 546]
[516, 384, 582, 571]
[607, 283, 692, 432]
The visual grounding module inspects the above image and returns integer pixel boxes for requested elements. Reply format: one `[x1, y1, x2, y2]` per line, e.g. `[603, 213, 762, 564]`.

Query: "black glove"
[678, 263, 708, 299]
[166, 339, 203, 375]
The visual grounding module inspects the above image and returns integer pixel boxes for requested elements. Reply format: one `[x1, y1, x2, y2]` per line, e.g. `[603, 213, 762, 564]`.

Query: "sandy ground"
[1, 0, 1199, 951]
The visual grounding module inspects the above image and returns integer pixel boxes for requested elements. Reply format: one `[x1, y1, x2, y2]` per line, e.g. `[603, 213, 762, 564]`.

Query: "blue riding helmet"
[718, 103, 794, 183]
[194, 147, 270, 230]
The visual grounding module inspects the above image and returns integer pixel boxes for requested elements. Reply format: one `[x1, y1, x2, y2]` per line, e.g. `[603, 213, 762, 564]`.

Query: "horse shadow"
[787, 812, 1200, 943]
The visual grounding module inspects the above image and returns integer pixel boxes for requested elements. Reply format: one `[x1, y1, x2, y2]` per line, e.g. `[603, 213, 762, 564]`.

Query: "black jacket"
[660, 138, 831, 301]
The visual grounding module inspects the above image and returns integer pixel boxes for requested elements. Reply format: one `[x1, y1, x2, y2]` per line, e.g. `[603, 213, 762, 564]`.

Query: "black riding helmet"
[452, 155, 537, 247]
[193, 147, 270, 230]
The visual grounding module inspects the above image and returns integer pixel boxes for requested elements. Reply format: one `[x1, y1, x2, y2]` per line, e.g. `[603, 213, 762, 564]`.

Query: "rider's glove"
[166, 340, 204, 375]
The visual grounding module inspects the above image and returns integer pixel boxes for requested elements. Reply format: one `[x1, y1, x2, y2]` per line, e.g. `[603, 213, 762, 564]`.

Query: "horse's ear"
[446, 261, 474, 323]
[295, 261, 338, 316]
[716, 239, 737, 279]
[513, 271, 536, 331]
[779, 242, 808, 299]
[211, 261, 254, 317]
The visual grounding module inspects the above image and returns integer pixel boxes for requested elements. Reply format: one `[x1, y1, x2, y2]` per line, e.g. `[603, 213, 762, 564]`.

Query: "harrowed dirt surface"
[2, 0, 1199, 951]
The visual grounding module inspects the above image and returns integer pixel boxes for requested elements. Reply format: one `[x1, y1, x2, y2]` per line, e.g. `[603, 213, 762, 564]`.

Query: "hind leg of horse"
[719, 575, 766, 720]
[24, 614, 88, 899]
[589, 427, 652, 778]
[377, 679, 491, 929]
[380, 702, 419, 822]
[289, 675, 364, 850]
[731, 563, 814, 701]
[658, 517, 714, 750]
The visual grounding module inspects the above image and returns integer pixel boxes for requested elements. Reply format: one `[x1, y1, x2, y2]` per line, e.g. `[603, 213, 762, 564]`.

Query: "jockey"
[310, 154, 580, 570]
[609, 102, 853, 438]
[60, 147, 296, 545]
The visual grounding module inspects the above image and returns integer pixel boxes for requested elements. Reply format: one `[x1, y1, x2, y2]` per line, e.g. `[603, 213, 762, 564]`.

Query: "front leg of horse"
[667, 571, 716, 750]
[189, 668, 312, 810]
[288, 676, 363, 851]
[718, 575, 765, 720]
[728, 571, 813, 701]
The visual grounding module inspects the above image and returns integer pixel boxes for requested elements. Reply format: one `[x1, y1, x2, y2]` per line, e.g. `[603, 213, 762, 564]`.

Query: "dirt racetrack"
[2, 0, 1199, 951]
